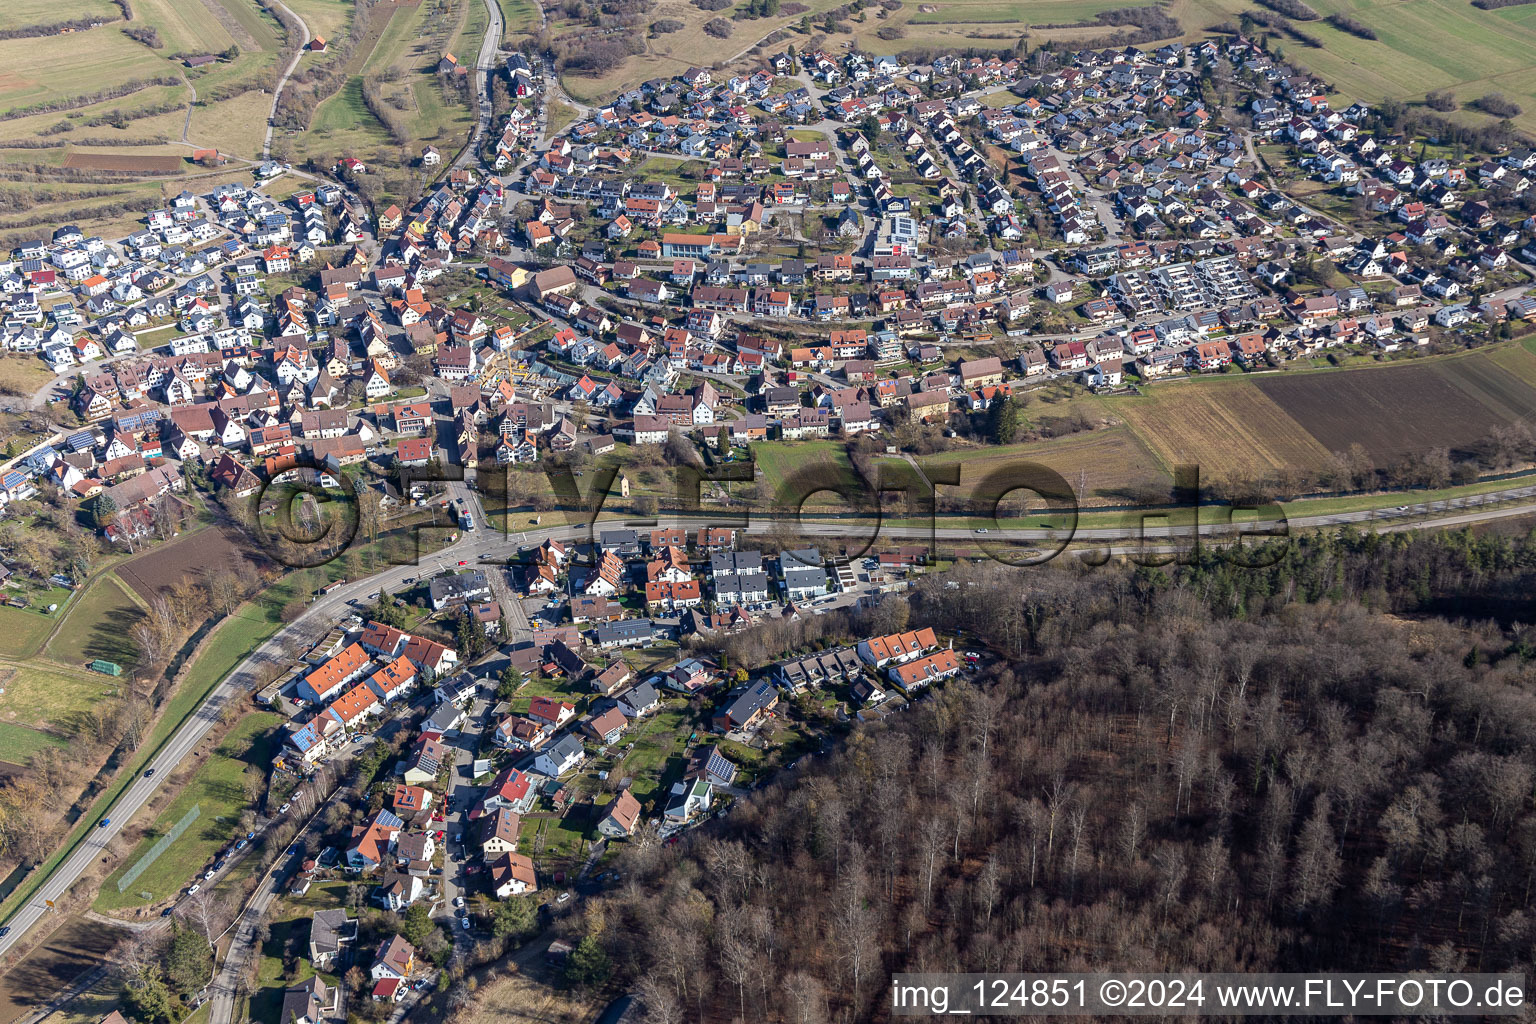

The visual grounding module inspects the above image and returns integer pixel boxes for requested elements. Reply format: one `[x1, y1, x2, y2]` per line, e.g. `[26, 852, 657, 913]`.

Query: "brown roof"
[604, 789, 642, 833]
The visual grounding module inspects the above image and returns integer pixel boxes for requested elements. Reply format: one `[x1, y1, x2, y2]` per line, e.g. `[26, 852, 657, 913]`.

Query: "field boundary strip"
[116, 804, 200, 893]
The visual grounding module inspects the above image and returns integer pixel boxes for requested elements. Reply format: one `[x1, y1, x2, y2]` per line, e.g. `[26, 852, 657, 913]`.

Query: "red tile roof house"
[369, 935, 416, 997]
[489, 852, 538, 896]
[527, 696, 575, 728]
[597, 788, 642, 838]
[346, 809, 404, 871]
[392, 784, 433, 814]
[582, 706, 629, 746]
[395, 437, 432, 466]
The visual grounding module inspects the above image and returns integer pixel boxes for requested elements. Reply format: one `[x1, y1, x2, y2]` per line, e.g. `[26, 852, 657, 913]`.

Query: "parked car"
[454, 896, 465, 908]
[187, 884, 200, 895]
[235, 839, 248, 851]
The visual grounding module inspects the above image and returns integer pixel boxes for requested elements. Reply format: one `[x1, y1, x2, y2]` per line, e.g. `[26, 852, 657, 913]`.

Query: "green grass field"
[10, 0, 120, 27]
[130, 0, 237, 53]
[281, 0, 354, 43]
[0, 601, 68, 663]
[0, 721, 67, 767]
[497, 0, 540, 36]
[611, 704, 692, 805]
[96, 712, 281, 911]
[0, 662, 125, 733]
[298, 0, 478, 171]
[44, 574, 144, 668]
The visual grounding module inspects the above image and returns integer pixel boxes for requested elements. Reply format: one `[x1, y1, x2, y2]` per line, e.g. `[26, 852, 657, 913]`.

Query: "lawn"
[0, 596, 70, 663]
[248, 904, 327, 1024]
[498, 0, 540, 35]
[0, 721, 67, 767]
[522, 810, 592, 869]
[0, 663, 125, 735]
[44, 573, 145, 668]
[610, 704, 692, 805]
[546, 100, 578, 137]
[96, 711, 282, 911]
[749, 440, 861, 509]
[129, 0, 238, 53]
[506, 674, 592, 717]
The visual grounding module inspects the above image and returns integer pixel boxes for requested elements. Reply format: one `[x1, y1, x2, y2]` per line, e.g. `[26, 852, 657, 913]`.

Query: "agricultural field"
[1169, 0, 1536, 135]
[95, 712, 282, 912]
[1251, 349, 1536, 461]
[919, 425, 1175, 506]
[113, 526, 264, 602]
[0, 662, 124, 752]
[44, 573, 145, 668]
[292, 0, 479, 178]
[0, 0, 288, 242]
[1111, 378, 1334, 480]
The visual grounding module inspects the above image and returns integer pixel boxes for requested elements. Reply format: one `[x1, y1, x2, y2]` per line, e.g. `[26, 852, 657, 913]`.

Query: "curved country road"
[453, 0, 504, 171]
[263, 0, 311, 161]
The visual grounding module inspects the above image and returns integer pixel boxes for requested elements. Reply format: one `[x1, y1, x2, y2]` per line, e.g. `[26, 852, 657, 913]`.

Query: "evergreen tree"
[493, 895, 535, 939]
[987, 397, 1019, 444]
[456, 607, 489, 659]
[164, 925, 212, 996]
[90, 493, 118, 529]
[402, 902, 436, 947]
[370, 589, 407, 628]
[122, 973, 179, 1024]
[562, 935, 612, 990]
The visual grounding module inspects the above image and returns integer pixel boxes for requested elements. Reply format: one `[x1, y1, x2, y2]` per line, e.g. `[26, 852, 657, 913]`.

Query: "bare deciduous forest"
[571, 528, 1536, 1023]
